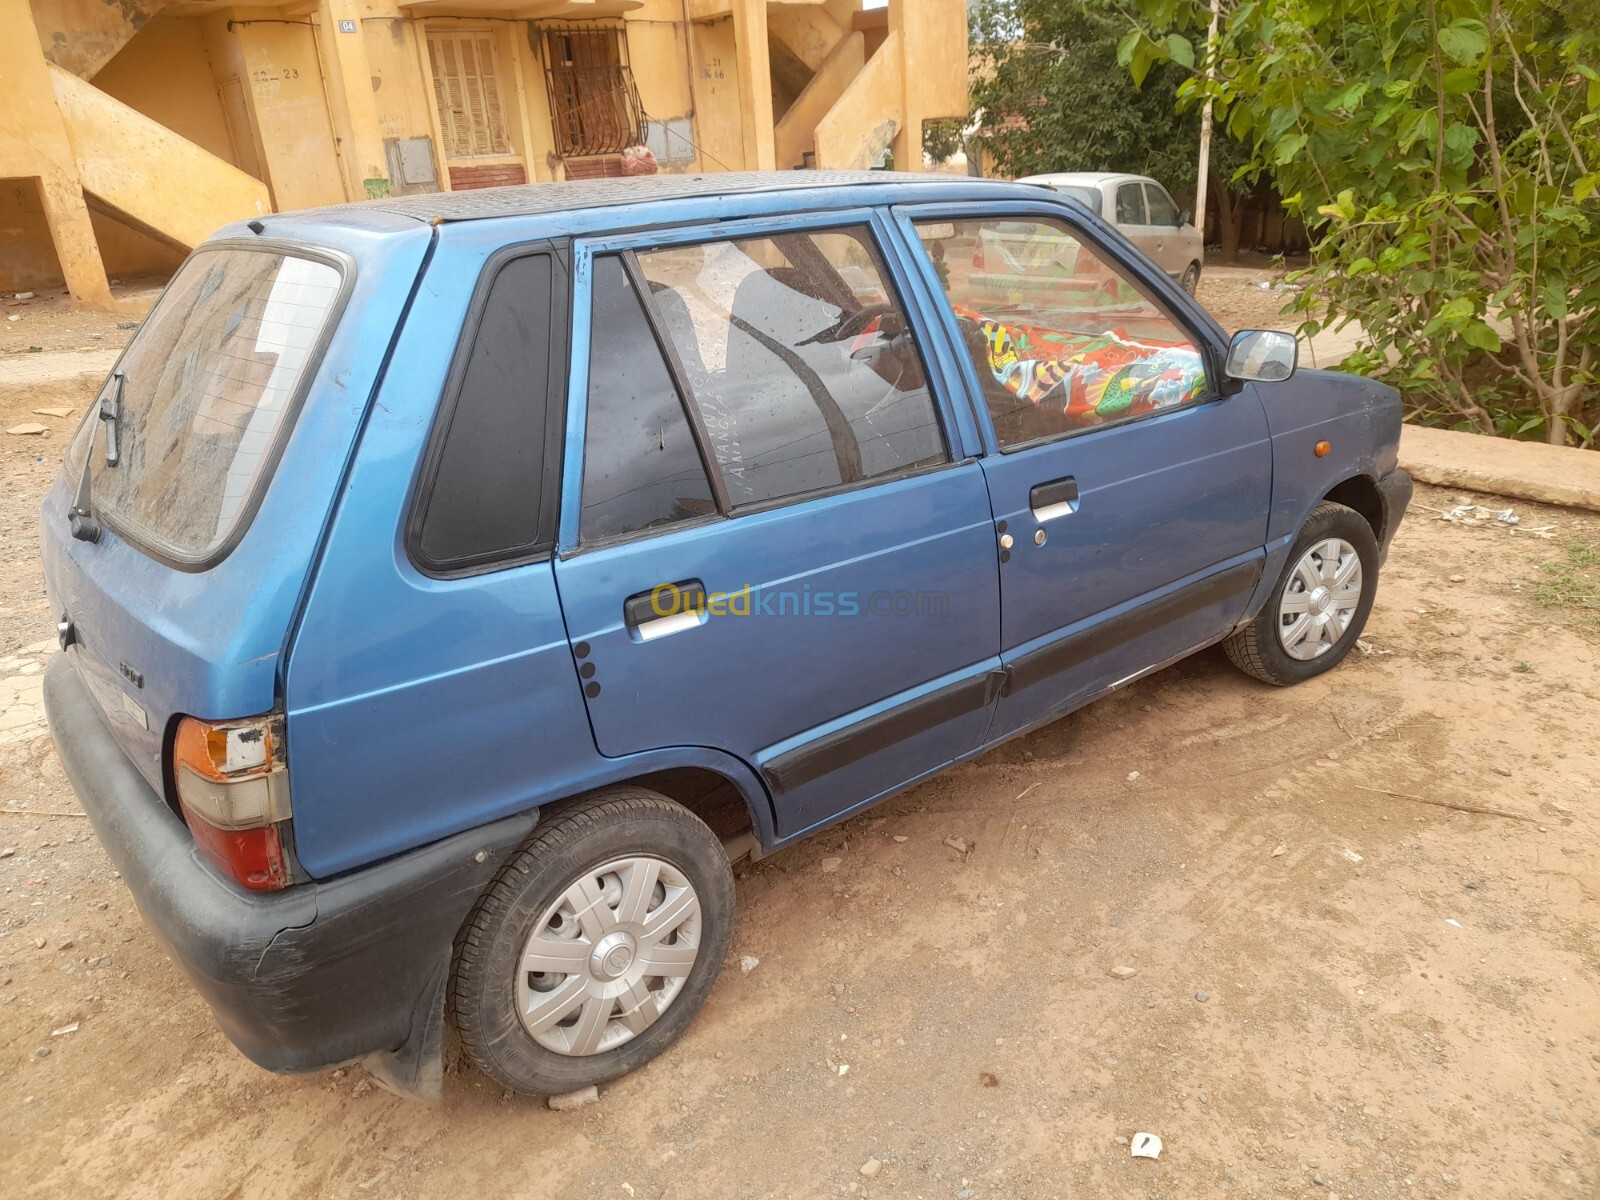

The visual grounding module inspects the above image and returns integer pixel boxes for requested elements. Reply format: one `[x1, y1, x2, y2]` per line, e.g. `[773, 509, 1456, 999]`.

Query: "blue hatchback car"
[41, 171, 1410, 1101]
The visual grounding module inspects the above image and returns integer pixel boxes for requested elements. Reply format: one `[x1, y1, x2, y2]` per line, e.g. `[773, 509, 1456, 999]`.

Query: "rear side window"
[579, 255, 717, 543]
[635, 226, 947, 509]
[413, 252, 563, 572]
[83, 247, 344, 564]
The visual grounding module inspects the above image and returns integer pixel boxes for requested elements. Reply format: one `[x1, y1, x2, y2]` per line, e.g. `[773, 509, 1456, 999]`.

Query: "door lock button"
[998, 533, 1014, 550]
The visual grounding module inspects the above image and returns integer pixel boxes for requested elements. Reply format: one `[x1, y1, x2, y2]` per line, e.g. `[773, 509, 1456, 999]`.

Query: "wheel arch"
[1321, 474, 1386, 545]
[540, 747, 775, 861]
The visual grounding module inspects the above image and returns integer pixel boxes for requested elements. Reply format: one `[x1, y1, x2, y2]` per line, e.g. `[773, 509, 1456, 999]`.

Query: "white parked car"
[1017, 172, 1204, 294]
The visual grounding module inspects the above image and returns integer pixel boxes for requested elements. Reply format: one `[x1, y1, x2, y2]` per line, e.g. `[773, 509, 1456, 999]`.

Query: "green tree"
[970, 0, 1256, 253]
[922, 119, 967, 166]
[1121, 0, 1600, 444]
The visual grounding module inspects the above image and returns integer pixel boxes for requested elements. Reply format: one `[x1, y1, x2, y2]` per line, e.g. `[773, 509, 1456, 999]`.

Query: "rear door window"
[77, 247, 345, 564]
[634, 226, 947, 509]
[1115, 183, 1147, 225]
[578, 255, 718, 544]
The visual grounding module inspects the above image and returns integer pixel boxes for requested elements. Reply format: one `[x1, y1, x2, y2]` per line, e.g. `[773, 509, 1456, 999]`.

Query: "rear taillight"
[172, 714, 292, 892]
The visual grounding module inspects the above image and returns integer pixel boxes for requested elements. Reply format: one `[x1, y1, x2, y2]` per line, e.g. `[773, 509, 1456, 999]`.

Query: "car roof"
[211, 171, 1097, 250]
[329, 170, 979, 225]
[1018, 172, 1149, 188]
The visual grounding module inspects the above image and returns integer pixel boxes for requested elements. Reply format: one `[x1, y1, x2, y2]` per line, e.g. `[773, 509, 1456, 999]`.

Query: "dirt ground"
[3, 309, 1598, 1200]
[0, 283, 161, 357]
[1198, 265, 1305, 336]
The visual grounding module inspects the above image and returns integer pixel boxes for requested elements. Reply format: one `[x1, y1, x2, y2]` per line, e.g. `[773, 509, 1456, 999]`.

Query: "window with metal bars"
[426, 30, 512, 159]
[535, 21, 644, 158]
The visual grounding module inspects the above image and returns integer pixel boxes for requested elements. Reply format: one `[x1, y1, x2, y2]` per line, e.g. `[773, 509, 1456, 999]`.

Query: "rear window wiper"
[69, 369, 123, 543]
[99, 367, 123, 466]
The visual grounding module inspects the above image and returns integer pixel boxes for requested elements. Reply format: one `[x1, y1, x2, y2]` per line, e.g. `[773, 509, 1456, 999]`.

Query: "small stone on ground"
[547, 1085, 599, 1112]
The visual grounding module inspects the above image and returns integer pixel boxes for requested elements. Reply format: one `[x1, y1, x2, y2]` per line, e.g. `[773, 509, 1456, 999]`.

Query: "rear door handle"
[1029, 476, 1079, 522]
[624, 579, 706, 641]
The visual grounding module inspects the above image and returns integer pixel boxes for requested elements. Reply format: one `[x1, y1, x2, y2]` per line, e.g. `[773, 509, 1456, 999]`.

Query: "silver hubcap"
[516, 856, 701, 1057]
[1278, 537, 1363, 660]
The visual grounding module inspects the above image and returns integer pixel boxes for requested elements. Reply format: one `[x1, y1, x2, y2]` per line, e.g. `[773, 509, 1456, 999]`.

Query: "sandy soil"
[3, 335, 1598, 1200]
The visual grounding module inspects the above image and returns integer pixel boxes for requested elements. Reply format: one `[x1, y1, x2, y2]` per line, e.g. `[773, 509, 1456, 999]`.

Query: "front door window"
[914, 216, 1209, 447]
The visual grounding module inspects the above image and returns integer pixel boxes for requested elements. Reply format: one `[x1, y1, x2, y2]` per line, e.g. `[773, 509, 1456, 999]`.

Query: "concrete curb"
[1399, 424, 1600, 515]
[0, 349, 119, 389]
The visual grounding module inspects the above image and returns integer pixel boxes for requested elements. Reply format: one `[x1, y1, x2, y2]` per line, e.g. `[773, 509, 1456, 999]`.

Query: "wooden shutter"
[427, 31, 511, 159]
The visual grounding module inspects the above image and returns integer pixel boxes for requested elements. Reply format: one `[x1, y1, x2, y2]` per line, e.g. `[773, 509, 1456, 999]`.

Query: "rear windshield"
[1052, 185, 1101, 215]
[76, 247, 344, 564]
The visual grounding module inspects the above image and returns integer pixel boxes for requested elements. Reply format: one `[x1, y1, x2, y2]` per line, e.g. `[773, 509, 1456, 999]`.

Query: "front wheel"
[1180, 262, 1202, 295]
[1222, 501, 1379, 686]
[450, 788, 735, 1096]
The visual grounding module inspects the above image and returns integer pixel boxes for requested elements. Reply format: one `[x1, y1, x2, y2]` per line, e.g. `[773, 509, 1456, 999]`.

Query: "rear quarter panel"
[281, 225, 604, 879]
[39, 217, 434, 795]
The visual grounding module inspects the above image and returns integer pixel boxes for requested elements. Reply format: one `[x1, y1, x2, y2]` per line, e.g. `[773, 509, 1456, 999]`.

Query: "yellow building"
[0, 0, 967, 308]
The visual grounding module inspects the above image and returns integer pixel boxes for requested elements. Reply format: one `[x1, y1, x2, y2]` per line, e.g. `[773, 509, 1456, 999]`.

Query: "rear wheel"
[450, 788, 735, 1096]
[1222, 501, 1378, 686]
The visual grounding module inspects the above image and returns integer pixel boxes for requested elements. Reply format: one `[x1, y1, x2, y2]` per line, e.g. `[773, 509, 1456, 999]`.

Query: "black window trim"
[576, 221, 954, 542]
[906, 208, 1228, 455]
[405, 239, 571, 579]
[84, 237, 357, 574]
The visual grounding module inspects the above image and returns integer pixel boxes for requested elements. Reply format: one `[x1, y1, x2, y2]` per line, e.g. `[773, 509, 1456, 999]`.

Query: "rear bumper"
[43, 652, 537, 1097]
[1376, 467, 1413, 563]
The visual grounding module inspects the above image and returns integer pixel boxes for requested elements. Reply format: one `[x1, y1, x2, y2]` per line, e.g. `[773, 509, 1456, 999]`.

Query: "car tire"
[1181, 261, 1202, 295]
[1222, 501, 1379, 687]
[450, 788, 735, 1096]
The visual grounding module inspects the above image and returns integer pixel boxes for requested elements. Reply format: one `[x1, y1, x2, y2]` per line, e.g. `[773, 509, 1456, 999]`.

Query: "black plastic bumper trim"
[43, 653, 537, 1092]
[1376, 467, 1413, 563]
[762, 670, 996, 794]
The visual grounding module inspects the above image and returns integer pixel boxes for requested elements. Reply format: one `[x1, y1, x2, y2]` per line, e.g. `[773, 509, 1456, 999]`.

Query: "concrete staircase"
[34, 0, 176, 79]
[765, 0, 963, 171]
[49, 63, 269, 250]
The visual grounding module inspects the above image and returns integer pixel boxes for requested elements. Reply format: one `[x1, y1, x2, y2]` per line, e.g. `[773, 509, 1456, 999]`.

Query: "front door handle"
[624, 579, 706, 642]
[1029, 476, 1079, 522]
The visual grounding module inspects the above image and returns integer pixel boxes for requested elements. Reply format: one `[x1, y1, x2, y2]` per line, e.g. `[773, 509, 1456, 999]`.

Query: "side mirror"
[1225, 329, 1298, 382]
[1177, 210, 1192, 228]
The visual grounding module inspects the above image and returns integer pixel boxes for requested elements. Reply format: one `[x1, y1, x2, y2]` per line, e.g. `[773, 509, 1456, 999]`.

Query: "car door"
[1113, 180, 1161, 269]
[1141, 181, 1185, 276]
[896, 206, 1272, 741]
[552, 213, 1002, 842]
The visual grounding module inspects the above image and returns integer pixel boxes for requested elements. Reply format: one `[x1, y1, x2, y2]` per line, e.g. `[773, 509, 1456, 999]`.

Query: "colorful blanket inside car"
[960, 306, 1208, 426]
